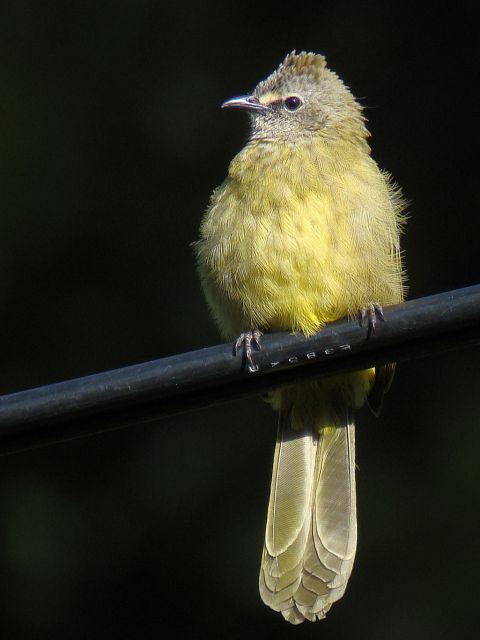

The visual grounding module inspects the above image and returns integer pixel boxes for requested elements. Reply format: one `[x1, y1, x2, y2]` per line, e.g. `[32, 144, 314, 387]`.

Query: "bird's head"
[222, 51, 368, 145]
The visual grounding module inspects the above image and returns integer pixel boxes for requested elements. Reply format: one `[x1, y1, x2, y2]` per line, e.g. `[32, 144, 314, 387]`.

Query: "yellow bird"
[195, 51, 406, 623]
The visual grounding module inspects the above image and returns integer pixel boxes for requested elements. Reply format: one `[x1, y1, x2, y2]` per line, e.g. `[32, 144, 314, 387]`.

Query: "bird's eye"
[284, 96, 303, 111]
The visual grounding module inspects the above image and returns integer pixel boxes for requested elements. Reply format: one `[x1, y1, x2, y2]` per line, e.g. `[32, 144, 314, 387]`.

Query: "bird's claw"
[357, 303, 384, 339]
[234, 329, 262, 372]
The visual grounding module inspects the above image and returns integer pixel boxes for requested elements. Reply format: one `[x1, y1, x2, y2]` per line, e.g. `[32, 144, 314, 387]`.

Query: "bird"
[195, 51, 406, 624]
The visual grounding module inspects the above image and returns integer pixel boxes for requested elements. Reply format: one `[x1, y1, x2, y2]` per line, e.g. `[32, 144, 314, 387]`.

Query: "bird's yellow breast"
[196, 137, 404, 340]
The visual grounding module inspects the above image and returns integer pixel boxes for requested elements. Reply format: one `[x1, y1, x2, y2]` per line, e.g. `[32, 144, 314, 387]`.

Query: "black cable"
[1, 284, 479, 455]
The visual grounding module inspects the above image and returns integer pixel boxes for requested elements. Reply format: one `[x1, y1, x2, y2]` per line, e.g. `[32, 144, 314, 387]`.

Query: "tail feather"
[264, 424, 316, 558]
[259, 410, 356, 624]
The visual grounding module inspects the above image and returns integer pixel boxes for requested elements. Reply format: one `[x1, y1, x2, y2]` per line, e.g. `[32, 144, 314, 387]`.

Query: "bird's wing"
[367, 362, 396, 416]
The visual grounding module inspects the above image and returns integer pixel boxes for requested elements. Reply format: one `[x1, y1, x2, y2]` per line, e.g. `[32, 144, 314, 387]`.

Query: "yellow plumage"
[195, 51, 406, 623]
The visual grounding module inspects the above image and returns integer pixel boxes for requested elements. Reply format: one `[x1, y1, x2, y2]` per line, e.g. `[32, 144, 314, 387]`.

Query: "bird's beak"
[221, 95, 266, 112]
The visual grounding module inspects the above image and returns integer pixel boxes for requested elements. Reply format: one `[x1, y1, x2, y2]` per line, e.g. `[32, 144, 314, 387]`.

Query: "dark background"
[0, 2, 478, 639]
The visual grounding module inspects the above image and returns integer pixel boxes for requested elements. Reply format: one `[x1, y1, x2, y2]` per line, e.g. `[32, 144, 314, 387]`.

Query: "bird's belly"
[224, 254, 340, 336]
[198, 156, 403, 339]
[201, 202, 360, 337]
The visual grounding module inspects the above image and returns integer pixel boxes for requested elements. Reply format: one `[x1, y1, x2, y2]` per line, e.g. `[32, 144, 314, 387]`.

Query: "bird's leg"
[357, 303, 384, 339]
[234, 329, 262, 372]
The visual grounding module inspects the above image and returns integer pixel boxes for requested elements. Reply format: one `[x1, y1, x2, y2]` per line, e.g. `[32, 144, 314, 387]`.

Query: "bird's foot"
[357, 303, 384, 339]
[234, 329, 262, 372]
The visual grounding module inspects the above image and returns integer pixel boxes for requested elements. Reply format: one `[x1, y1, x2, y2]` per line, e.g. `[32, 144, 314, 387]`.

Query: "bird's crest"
[255, 51, 327, 95]
[280, 51, 327, 80]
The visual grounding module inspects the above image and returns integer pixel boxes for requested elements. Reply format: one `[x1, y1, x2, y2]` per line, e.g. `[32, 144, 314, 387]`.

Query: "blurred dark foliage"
[0, 2, 479, 639]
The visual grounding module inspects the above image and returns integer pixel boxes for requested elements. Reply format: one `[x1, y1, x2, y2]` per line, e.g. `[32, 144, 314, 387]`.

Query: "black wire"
[1, 284, 479, 455]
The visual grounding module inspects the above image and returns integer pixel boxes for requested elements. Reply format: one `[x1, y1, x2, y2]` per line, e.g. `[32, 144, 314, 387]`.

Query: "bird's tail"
[259, 406, 357, 624]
